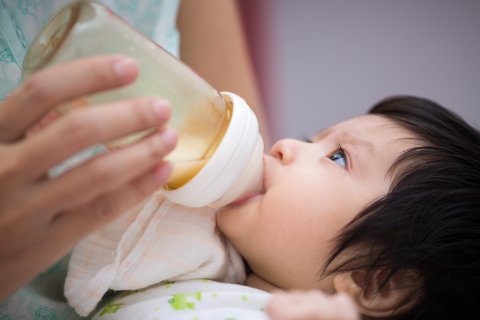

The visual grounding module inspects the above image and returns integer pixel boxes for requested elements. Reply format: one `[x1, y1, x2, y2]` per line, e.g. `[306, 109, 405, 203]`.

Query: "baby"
[68, 95, 480, 320]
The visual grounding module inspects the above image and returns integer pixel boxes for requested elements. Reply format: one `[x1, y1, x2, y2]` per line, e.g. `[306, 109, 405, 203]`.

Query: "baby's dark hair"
[325, 96, 480, 319]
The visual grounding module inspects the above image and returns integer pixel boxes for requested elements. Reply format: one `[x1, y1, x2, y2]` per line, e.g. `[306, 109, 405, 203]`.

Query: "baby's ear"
[332, 268, 421, 318]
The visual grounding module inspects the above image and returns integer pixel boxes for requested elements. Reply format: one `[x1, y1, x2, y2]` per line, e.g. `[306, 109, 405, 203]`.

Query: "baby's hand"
[266, 290, 359, 320]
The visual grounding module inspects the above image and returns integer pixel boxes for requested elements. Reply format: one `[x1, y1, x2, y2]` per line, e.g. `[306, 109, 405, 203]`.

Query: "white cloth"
[91, 279, 270, 320]
[65, 192, 246, 316]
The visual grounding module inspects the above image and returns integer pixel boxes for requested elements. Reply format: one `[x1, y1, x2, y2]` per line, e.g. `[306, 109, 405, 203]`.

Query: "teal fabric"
[0, 255, 84, 320]
[0, 1, 181, 319]
[0, 0, 181, 100]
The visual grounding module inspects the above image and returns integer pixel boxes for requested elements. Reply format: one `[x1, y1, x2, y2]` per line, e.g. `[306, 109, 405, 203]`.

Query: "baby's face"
[217, 114, 418, 292]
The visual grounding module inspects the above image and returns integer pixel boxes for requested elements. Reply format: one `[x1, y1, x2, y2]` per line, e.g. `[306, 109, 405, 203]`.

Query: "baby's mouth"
[229, 176, 266, 207]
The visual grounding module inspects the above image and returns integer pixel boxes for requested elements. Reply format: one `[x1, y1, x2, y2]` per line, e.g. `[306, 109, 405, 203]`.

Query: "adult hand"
[267, 290, 359, 320]
[0, 55, 177, 299]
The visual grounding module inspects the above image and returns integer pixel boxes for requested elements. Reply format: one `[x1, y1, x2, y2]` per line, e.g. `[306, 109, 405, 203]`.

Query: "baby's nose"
[270, 139, 303, 165]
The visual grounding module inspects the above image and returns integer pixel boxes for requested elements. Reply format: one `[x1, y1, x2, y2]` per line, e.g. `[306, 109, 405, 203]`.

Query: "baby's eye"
[329, 149, 347, 168]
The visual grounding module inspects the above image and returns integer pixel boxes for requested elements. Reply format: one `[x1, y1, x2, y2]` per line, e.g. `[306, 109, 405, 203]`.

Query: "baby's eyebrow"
[312, 129, 375, 173]
[339, 132, 375, 173]
[313, 129, 374, 158]
[341, 132, 375, 156]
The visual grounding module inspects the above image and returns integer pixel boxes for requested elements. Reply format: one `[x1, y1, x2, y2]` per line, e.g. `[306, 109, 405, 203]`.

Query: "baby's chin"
[216, 195, 262, 239]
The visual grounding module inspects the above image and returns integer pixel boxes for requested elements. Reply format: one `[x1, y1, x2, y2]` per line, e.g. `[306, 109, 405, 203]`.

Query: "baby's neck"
[246, 273, 280, 292]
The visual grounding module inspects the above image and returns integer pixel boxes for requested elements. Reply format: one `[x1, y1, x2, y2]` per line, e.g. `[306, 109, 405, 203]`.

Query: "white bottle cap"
[162, 92, 264, 208]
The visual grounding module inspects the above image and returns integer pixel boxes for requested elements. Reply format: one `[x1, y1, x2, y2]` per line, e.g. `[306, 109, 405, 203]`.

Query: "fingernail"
[160, 127, 177, 149]
[113, 56, 138, 81]
[155, 163, 173, 182]
[151, 99, 171, 120]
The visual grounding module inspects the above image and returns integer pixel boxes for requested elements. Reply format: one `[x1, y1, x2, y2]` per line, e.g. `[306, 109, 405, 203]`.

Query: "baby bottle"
[22, 1, 264, 208]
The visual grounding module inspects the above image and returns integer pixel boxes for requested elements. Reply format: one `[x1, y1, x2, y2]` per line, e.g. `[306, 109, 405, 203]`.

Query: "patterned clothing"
[92, 280, 270, 320]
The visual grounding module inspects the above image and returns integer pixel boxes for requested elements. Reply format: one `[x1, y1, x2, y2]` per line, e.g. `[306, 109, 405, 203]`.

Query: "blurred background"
[239, 0, 480, 141]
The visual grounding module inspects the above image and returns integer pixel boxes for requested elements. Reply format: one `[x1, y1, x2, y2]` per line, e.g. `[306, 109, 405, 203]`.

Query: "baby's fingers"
[0, 55, 138, 142]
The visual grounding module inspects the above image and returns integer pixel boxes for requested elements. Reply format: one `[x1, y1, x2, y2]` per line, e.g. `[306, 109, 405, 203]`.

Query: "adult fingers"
[50, 162, 173, 241]
[0, 55, 138, 142]
[0, 131, 174, 298]
[0, 165, 166, 300]
[35, 127, 177, 216]
[17, 97, 172, 181]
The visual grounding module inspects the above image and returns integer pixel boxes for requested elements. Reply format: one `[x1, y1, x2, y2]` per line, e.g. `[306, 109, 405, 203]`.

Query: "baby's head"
[217, 96, 480, 319]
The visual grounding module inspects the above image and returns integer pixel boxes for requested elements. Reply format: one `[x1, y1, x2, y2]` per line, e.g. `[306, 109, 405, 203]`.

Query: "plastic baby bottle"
[22, 1, 264, 208]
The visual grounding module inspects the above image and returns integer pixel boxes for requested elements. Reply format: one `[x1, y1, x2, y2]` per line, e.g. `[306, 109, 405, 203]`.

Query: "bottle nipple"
[210, 135, 264, 208]
[224, 164, 264, 208]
